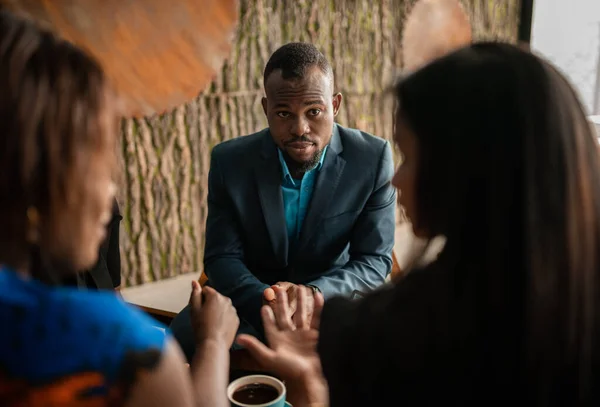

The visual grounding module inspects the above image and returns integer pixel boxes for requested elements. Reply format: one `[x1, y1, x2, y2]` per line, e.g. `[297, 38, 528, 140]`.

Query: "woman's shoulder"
[0, 271, 166, 348]
[0, 273, 168, 403]
[318, 263, 454, 365]
[322, 262, 449, 329]
[57, 288, 168, 354]
[318, 264, 457, 406]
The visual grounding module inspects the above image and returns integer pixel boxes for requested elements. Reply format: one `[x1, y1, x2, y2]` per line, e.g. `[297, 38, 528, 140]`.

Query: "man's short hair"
[263, 42, 333, 85]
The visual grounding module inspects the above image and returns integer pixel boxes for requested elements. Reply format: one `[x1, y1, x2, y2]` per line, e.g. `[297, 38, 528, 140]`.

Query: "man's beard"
[283, 147, 324, 175]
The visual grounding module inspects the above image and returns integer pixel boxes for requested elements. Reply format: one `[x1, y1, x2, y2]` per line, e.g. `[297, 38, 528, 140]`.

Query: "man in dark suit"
[170, 42, 395, 361]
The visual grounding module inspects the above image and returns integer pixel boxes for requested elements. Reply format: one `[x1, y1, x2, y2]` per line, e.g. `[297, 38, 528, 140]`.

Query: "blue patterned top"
[0, 268, 167, 406]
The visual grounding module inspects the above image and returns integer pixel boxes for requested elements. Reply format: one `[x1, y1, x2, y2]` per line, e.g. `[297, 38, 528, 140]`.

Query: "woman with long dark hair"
[238, 42, 600, 406]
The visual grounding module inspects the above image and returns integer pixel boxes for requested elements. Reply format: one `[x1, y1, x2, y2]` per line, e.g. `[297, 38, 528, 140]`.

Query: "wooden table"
[122, 271, 201, 325]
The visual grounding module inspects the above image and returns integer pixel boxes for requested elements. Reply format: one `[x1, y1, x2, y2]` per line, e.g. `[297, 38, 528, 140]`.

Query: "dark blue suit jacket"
[204, 124, 396, 331]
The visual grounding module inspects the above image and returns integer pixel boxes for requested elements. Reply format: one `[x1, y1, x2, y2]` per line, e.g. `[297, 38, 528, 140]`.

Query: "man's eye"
[308, 109, 321, 116]
[277, 112, 290, 118]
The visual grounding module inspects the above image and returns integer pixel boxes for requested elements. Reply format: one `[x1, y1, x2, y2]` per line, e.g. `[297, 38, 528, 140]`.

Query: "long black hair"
[396, 42, 600, 404]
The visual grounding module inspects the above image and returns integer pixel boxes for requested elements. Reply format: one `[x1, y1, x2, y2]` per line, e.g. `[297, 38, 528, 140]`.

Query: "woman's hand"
[189, 281, 239, 348]
[237, 286, 329, 407]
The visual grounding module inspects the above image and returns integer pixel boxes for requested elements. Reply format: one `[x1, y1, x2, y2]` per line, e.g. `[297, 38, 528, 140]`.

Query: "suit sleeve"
[203, 148, 270, 332]
[308, 141, 396, 299]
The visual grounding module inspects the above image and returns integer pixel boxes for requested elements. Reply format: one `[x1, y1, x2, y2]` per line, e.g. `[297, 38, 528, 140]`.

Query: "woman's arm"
[125, 280, 239, 407]
[189, 339, 230, 407]
[125, 339, 232, 407]
[124, 339, 195, 407]
[188, 281, 240, 407]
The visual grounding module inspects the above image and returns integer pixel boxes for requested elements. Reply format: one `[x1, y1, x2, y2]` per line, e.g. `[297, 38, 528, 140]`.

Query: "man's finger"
[263, 287, 276, 302]
[286, 284, 297, 306]
[310, 292, 325, 330]
[274, 286, 294, 330]
[304, 289, 315, 328]
[275, 282, 290, 290]
[236, 334, 276, 365]
[293, 285, 309, 329]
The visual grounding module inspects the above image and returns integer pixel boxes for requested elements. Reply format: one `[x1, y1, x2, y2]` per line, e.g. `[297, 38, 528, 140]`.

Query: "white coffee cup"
[227, 374, 291, 407]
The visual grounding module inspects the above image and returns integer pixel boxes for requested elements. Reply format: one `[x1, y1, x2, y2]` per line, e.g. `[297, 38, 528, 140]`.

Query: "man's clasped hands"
[263, 282, 319, 326]
[189, 281, 329, 406]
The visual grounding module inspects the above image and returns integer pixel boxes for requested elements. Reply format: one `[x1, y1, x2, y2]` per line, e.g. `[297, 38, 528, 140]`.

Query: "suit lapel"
[255, 131, 289, 264]
[297, 125, 346, 253]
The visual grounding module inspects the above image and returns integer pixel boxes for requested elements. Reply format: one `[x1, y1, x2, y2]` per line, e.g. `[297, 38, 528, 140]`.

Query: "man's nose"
[289, 117, 310, 137]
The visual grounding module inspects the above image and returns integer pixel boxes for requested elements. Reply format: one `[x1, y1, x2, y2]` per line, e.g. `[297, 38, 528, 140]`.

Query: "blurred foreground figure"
[237, 42, 600, 407]
[0, 11, 238, 407]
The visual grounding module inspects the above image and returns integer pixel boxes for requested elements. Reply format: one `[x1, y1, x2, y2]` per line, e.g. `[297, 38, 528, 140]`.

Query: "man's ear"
[332, 93, 343, 117]
[261, 97, 268, 117]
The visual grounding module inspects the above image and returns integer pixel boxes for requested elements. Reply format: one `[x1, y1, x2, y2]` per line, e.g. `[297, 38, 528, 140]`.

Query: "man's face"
[262, 66, 342, 173]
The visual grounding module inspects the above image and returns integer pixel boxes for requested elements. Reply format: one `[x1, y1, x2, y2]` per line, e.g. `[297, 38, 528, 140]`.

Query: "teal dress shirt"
[278, 147, 328, 249]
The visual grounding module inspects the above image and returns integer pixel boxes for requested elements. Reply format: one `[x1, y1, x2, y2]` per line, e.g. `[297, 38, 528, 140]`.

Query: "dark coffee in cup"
[232, 383, 280, 405]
